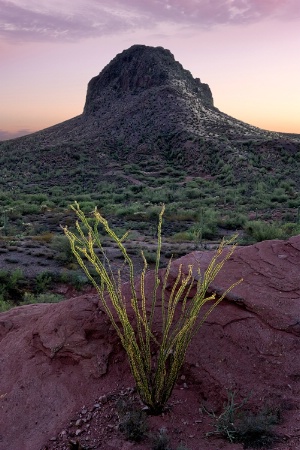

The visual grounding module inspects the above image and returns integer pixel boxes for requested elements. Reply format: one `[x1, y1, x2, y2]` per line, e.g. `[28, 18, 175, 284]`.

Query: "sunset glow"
[1, 0, 299, 139]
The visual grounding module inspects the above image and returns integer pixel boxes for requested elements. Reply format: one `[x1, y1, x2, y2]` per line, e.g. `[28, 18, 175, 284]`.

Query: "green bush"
[281, 222, 300, 238]
[151, 428, 171, 450]
[169, 230, 194, 243]
[0, 268, 25, 302]
[19, 203, 41, 214]
[206, 391, 281, 448]
[22, 292, 63, 305]
[245, 219, 300, 243]
[117, 399, 148, 442]
[50, 234, 76, 263]
[34, 272, 53, 293]
[171, 208, 221, 243]
[0, 296, 12, 312]
[245, 221, 283, 242]
[64, 203, 241, 414]
[142, 249, 157, 264]
[219, 213, 247, 230]
[59, 271, 89, 290]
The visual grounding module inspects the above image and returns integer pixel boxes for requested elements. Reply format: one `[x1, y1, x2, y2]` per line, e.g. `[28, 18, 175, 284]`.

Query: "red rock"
[0, 237, 299, 449]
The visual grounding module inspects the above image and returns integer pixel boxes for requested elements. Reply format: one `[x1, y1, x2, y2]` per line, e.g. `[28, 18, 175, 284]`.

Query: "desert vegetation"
[1, 158, 299, 312]
[0, 266, 89, 312]
[205, 391, 282, 448]
[1, 160, 300, 242]
[63, 203, 241, 414]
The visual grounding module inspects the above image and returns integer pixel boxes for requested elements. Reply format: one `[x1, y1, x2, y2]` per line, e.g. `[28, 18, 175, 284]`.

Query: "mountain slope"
[1, 44, 300, 190]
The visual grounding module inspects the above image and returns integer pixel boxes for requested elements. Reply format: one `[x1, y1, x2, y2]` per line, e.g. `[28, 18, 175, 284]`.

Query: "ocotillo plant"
[63, 202, 241, 414]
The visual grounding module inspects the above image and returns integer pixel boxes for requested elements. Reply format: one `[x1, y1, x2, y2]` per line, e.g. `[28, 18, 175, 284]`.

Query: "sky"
[1, 0, 300, 140]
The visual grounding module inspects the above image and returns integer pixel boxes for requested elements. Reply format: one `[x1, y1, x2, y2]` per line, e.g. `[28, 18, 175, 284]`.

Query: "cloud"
[0, 129, 32, 140]
[0, 0, 136, 42]
[228, 0, 300, 22]
[0, 0, 299, 43]
[125, 0, 300, 25]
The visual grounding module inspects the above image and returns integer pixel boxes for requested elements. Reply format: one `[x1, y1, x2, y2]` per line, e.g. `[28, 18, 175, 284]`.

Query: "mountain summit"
[80, 44, 268, 149]
[83, 44, 214, 115]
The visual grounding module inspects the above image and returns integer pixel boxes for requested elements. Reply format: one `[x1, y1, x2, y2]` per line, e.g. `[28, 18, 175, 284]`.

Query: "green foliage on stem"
[63, 202, 241, 414]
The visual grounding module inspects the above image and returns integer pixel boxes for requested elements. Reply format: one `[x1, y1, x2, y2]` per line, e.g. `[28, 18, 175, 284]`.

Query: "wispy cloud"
[0, 0, 136, 42]
[1, 0, 299, 43]
[0, 129, 32, 140]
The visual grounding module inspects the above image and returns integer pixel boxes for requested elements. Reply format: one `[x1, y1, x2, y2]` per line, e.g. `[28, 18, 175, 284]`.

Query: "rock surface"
[0, 237, 300, 450]
[84, 44, 214, 114]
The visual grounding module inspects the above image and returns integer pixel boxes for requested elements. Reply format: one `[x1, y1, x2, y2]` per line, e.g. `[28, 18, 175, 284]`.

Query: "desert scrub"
[50, 234, 76, 263]
[206, 391, 281, 448]
[22, 292, 63, 305]
[117, 398, 148, 442]
[205, 390, 249, 443]
[151, 428, 171, 450]
[0, 296, 12, 312]
[63, 202, 241, 414]
[0, 268, 25, 302]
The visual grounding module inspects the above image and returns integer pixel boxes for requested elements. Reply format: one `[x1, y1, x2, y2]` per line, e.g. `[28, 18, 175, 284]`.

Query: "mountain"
[0, 44, 300, 242]
[1, 44, 300, 189]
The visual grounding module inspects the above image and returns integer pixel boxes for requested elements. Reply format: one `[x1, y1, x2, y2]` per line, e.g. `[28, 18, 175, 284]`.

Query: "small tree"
[63, 202, 241, 414]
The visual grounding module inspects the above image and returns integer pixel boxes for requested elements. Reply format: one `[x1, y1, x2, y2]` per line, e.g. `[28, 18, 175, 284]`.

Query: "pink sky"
[1, 0, 300, 140]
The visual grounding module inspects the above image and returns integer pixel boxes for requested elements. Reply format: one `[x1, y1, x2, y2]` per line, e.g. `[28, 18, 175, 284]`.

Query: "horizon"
[1, 0, 300, 140]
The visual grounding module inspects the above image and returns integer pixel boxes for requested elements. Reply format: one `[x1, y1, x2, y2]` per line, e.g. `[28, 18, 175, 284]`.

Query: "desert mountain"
[1, 44, 300, 193]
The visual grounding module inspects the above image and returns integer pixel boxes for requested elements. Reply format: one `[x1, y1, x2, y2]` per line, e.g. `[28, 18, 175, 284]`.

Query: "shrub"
[219, 213, 247, 230]
[63, 202, 241, 414]
[19, 203, 41, 214]
[31, 232, 54, 243]
[142, 249, 157, 264]
[34, 272, 53, 293]
[206, 391, 281, 448]
[281, 222, 300, 238]
[170, 230, 194, 243]
[117, 399, 148, 442]
[0, 296, 12, 312]
[151, 428, 171, 450]
[245, 221, 283, 242]
[236, 408, 281, 448]
[22, 292, 63, 305]
[50, 234, 76, 263]
[59, 271, 89, 290]
[206, 390, 249, 443]
[0, 268, 25, 302]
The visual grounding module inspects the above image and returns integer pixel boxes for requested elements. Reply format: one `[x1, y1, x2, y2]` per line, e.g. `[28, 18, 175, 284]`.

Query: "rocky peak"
[83, 44, 213, 115]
